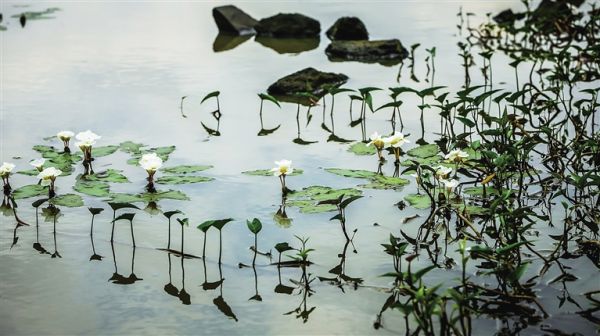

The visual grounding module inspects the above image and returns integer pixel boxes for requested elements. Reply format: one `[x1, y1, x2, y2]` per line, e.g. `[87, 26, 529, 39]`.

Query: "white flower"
[139, 153, 163, 173]
[367, 132, 385, 150]
[441, 179, 459, 193]
[0, 162, 16, 178]
[75, 130, 101, 148]
[435, 166, 453, 180]
[29, 158, 46, 171]
[444, 149, 469, 163]
[384, 132, 409, 148]
[37, 167, 62, 186]
[270, 160, 294, 177]
[57, 131, 75, 141]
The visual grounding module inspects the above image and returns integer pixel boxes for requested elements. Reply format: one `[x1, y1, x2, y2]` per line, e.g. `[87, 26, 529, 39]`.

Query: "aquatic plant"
[139, 153, 163, 193]
[29, 158, 45, 172]
[0, 162, 16, 195]
[383, 131, 409, 163]
[75, 130, 101, 174]
[56, 130, 74, 153]
[367, 132, 385, 161]
[271, 159, 294, 194]
[36, 167, 62, 198]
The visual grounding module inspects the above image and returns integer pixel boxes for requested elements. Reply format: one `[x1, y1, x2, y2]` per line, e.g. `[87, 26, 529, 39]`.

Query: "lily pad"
[400, 156, 442, 166]
[325, 168, 377, 179]
[74, 180, 110, 197]
[119, 141, 146, 154]
[17, 169, 40, 176]
[50, 194, 84, 207]
[463, 186, 502, 196]
[407, 144, 440, 158]
[242, 169, 304, 176]
[108, 190, 189, 203]
[162, 165, 213, 174]
[92, 145, 119, 158]
[287, 185, 362, 213]
[155, 176, 214, 185]
[12, 185, 48, 199]
[32, 145, 81, 175]
[404, 193, 432, 209]
[127, 145, 176, 165]
[359, 175, 410, 190]
[348, 142, 376, 156]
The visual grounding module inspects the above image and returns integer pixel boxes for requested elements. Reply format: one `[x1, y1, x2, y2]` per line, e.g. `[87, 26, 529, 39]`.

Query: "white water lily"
[444, 149, 469, 163]
[441, 179, 459, 193]
[75, 130, 101, 148]
[367, 132, 385, 150]
[139, 153, 163, 173]
[271, 160, 294, 177]
[435, 166, 453, 180]
[29, 158, 46, 171]
[57, 130, 75, 141]
[0, 162, 16, 178]
[384, 132, 409, 148]
[37, 167, 63, 186]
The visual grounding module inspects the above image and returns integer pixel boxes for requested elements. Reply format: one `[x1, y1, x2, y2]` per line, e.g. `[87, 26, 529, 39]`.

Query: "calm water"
[1, 1, 597, 335]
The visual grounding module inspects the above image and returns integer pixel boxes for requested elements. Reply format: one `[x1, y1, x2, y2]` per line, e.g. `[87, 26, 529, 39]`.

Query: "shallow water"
[1, 1, 598, 335]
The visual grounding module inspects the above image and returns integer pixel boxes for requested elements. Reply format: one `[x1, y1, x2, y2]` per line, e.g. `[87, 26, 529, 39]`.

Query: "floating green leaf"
[92, 145, 119, 158]
[74, 180, 110, 197]
[162, 165, 213, 174]
[108, 190, 189, 203]
[17, 169, 40, 176]
[119, 141, 146, 154]
[242, 169, 304, 176]
[407, 144, 440, 158]
[12, 185, 48, 199]
[288, 186, 362, 213]
[348, 142, 376, 156]
[360, 175, 410, 190]
[325, 168, 377, 179]
[155, 175, 214, 185]
[404, 193, 432, 209]
[50, 194, 84, 207]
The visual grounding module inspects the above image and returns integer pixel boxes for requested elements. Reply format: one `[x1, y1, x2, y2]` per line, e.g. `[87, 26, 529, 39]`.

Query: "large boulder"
[255, 13, 320, 38]
[212, 5, 258, 36]
[267, 67, 348, 104]
[326, 17, 369, 41]
[325, 39, 408, 66]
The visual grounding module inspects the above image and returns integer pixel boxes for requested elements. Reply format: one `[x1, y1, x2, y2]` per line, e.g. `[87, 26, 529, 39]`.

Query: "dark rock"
[255, 37, 319, 54]
[212, 5, 258, 36]
[267, 67, 348, 104]
[325, 39, 408, 66]
[326, 17, 368, 41]
[212, 33, 252, 52]
[255, 13, 320, 38]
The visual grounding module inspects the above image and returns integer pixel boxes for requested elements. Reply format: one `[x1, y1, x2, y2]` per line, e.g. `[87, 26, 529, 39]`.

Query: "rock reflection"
[213, 33, 252, 52]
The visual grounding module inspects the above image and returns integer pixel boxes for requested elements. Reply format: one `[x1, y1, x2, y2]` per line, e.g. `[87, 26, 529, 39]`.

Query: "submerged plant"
[37, 167, 62, 198]
[0, 162, 16, 195]
[139, 153, 162, 193]
[271, 160, 294, 194]
[56, 130, 74, 153]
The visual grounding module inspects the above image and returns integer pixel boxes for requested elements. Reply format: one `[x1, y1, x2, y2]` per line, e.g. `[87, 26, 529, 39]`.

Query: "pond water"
[1, 1, 598, 335]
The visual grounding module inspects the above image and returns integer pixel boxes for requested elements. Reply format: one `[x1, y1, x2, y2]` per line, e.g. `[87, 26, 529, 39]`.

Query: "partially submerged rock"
[325, 39, 408, 66]
[326, 17, 369, 41]
[212, 5, 258, 36]
[255, 13, 320, 38]
[267, 67, 348, 104]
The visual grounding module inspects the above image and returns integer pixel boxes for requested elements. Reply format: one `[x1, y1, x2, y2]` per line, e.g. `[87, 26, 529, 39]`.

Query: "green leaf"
[325, 168, 377, 179]
[50, 194, 84, 207]
[155, 175, 214, 185]
[162, 165, 213, 174]
[404, 193, 432, 209]
[17, 169, 40, 176]
[201, 91, 220, 104]
[407, 144, 440, 158]
[12, 185, 48, 199]
[197, 218, 234, 231]
[246, 218, 262, 234]
[74, 179, 110, 197]
[275, 242, 293, 253]
[360, 175, 409, 190]
[258, 93, 281, 108]
[242, 169, 303, 176]
[88, 207, 104, 215]
[113, 213, 135, 222]
[108, 190, 189, 203]
[177, 217, 189, 226]
[92, 145, 119, 158]
[119, 141, 146, 154]
[108, 202, 140, 211]
[164, 210, 182, 219]
[348, 142, 376, 156]
[340, 195, 363, 209]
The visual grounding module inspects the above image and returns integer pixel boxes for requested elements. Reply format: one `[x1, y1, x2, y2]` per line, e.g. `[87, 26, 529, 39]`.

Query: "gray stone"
[267, 67, 348, 104]
[325, 39, 408, 66]
[326, 17, 369, 41]
[255, 13, 320, 38]
[212, 5, 258, 36]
